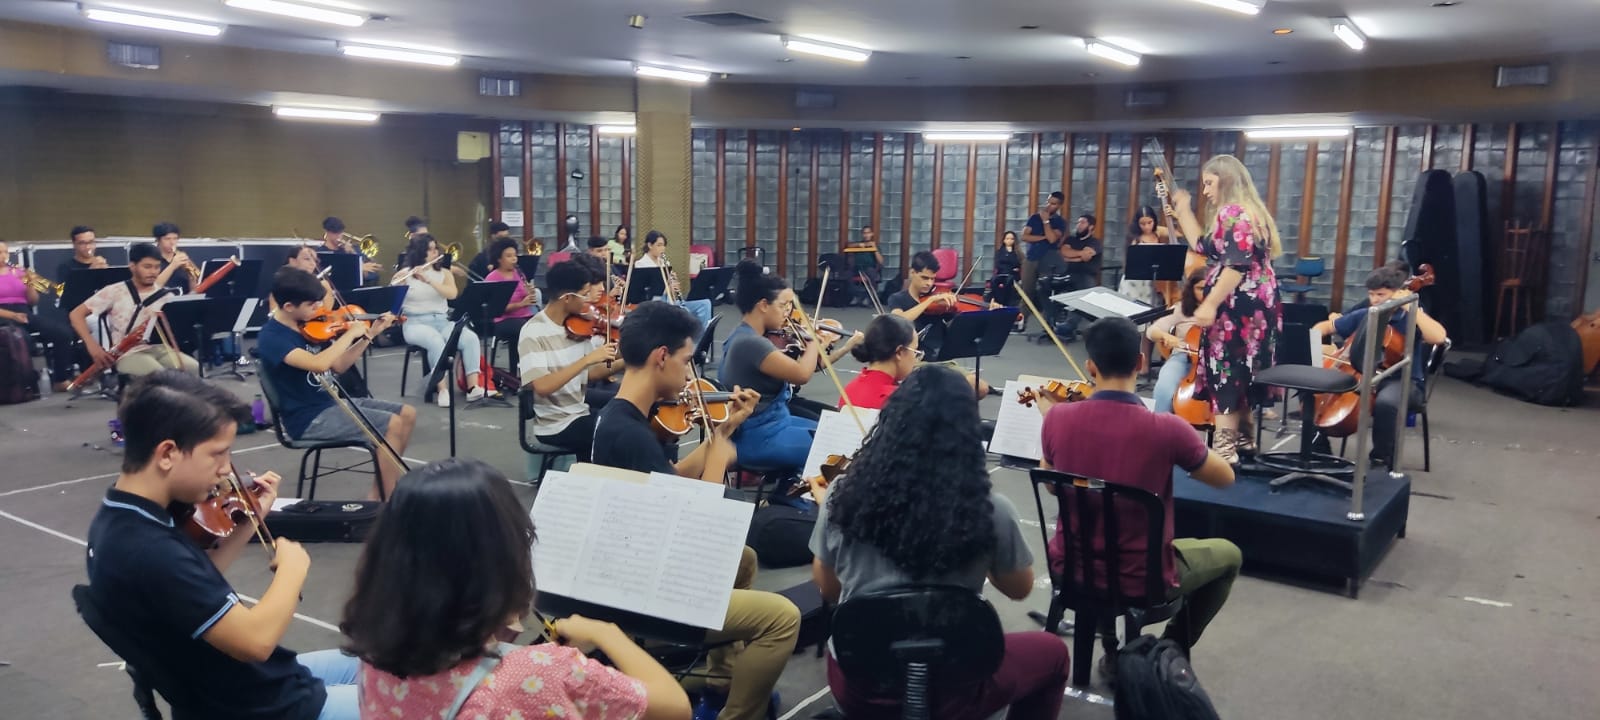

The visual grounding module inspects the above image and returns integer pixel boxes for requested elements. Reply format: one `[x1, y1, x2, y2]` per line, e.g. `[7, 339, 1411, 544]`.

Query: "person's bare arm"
[758, 343, 821, 385]
[1189, 451, 1235, 489]
[531, 343, 616, 396]
[200, 538, 309, 663]
[812, 559, 842, 604]
[554, 617, 692, 720]
[988, 567, 1035, 600]
[283, 327, 368, 374]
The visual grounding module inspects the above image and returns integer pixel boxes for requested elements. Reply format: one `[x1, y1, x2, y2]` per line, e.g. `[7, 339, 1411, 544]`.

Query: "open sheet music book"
[986, 378, 1051, 461]
[801, 407, 880, 479]
[530, 470, 752, 630]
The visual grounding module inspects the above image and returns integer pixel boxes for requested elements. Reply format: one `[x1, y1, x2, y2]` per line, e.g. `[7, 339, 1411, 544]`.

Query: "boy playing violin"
[256, 267, 416, 499]
[84, 370, 359, 719]
[518, 259, 624, 462]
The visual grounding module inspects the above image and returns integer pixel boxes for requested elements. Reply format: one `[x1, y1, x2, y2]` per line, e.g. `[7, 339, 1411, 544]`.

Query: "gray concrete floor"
[1, 304, 1596, 719]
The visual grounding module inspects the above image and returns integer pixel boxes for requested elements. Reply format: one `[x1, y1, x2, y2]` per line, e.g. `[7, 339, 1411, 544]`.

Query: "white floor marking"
[775, 686, 834, 720]
[1064, 686, 1114, 706]
[0, 442, 281, 499]
[1270, 434, 1299, 452]
[1462, 596, 1513, 608]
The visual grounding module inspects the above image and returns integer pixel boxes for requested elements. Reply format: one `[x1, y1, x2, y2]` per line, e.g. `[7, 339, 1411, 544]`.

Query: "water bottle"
[37, 368, 51, 398]
[108, 419, 124, 448]
[251, 395, 268, 429]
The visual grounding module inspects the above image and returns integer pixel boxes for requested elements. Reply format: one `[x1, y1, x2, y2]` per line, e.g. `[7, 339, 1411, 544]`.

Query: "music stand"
[933, 308, 1019, 400]
[159, 296, 252, 381]
[516, 255, 543, 285]
[456, 281, 517, 411]
[1124, 245, 1189, 301]
[686, 266, 733, 304]
[343, 286, 405, 317]
[197, 259, 264, 299]
[60, 268, 132, 312]
[626, 269, 667, 305]
[316, 252, 361, 292]
[1048, 286, 1167, 325]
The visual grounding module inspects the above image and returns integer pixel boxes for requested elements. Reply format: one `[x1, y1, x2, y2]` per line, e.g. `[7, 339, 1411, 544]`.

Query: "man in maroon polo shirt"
[1038, 316, 1240, 653]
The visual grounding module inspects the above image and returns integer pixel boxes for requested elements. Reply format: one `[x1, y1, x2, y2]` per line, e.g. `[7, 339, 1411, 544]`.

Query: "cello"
[1168, 325, 1215, 428]
[1146, 138, 1207, 301]
[1313, 264, 1436, 438]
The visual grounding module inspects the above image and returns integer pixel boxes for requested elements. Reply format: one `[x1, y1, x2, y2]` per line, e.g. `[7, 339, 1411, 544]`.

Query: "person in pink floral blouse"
[342, 458, 690, 720]
[1169, 154, 1284, 465]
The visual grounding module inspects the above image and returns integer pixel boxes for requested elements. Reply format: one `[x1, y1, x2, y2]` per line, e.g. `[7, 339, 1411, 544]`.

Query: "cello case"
[1453, 171, 1491, 347]
[1399, 170, 1459, 334]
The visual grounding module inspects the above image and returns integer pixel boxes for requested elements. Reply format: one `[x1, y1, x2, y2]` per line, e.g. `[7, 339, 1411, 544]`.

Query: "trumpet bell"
[442, 242, 462, 262]
[525, 239, 544, 257]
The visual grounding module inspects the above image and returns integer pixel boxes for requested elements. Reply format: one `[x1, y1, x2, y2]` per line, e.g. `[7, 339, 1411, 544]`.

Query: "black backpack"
[0, 325, 40, 405]
[746, 504, 817, 568]
[1113, 635, 1221, 720]
[1479, 321, 1585, 407]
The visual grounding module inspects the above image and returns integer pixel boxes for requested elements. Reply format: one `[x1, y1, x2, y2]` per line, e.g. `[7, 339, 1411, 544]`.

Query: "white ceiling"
[2, 0, 1597, 86]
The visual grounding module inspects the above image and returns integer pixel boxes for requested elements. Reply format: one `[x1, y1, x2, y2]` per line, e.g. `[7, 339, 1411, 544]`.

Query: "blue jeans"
[402, 312, 482, 376]
[731, 403, 817, 472]
[662, 295, 714, 334]
[1153, 353, 1190, 415]
[297, 649, 360, 720]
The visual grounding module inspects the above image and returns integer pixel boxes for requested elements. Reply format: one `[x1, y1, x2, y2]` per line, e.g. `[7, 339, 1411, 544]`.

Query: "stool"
[1252, 364, 1358, 492]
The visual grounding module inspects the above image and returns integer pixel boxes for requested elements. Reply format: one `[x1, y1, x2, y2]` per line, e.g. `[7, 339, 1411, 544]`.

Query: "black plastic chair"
[693, 313, 724, 375]
[1251, 364, 1359, 491]
[831, 585, 1005, 720]
[399, 344, 434, 398]
[1029, 468, 1182, 688]
[72, 584, 174, 719]
[1340, 339, 1451, 472]
[517, 387, 579, 485]
[253, 350, 382, 501]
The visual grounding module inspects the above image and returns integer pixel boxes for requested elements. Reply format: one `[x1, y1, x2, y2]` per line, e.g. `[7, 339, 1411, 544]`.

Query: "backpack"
[746, 504, 818, 568]
[777, 581, 832, 657]
[1478, 321, 1585, 407]
[0, 325, 40, 405]
[1113, 635, 1222, 720]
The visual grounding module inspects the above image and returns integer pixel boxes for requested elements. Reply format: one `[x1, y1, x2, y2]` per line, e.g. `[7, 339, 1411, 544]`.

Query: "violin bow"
[223, 467, 276, 562]
[793, 303, 869, 438]
[1012, 286, 1090, 384]
[313, 371, 410, 482]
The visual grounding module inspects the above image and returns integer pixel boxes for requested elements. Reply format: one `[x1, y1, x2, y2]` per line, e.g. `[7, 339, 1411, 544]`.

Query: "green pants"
[1164, 538, 1242, 650]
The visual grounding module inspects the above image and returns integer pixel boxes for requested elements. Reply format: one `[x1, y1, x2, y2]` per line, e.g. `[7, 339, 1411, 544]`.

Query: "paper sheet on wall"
[529, 470, 750, 630]
[985, 378, 1054, 461]
[502, 176, 520, 198]
[689, 253, 710, 276]
[801, 407, 880, 479]
[501, 210, 525, 228]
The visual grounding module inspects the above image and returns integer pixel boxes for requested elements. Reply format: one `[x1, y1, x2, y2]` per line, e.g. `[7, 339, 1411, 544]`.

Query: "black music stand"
[687, 266, 734, 305]
[457, 280, 518, 408]
[516, 255, 543, 285]
[1124, 245, 1189, 305]
[160, 296, 252, 381]
[933, 308, 1019, 401]
[60, 268, 132, 311]
[625, 268, 667, 305]
[422, 317, 471, 456]
[197, 259, 264, 299]
[342, 286, 405, 376]
[316, 252, 362, 291]
[1048, 286, 1167, 325]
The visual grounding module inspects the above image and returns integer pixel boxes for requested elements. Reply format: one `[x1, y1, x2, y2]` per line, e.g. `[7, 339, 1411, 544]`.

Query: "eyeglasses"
[901, 346, 924, 361]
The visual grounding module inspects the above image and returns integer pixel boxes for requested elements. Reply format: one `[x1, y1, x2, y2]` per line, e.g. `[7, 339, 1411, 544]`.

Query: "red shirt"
[840, 369, 899, 410]
[1040, 390, 1208, 596]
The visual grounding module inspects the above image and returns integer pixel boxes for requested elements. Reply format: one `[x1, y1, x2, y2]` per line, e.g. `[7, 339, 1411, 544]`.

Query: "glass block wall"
[1343, 129, 1385, 303]
[938, 144, 967, 255]
[907, 138, 935, 266]
[847, 133, 875, 248]
[879, 134, 906, 276]
[1432, 124, 1465, 173]
[529, 122, 559, 243]
[596, 134, 624, 236]
[752, 131, 781, 269]
[722, 131, 749, 254]
[690, 129, 717, 253]
[786, 133, 813, 284]
[1311, 140, 1346, 301]
[973, 143, 1001, 267]
[1102, 134, 1134, 269]
[1547, 121, 1596, 319]
[1274, 143, 1309, 293]
[816, 132, 844, 265]
[563, 125, 590, 237]
[1004, 136, 1035, 241]
[496, 122, 524, 238]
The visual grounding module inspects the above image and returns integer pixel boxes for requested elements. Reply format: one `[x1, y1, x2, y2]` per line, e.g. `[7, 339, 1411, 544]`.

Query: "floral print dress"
[360, 643, 648, 719]
[1197, 204, 1281, 414]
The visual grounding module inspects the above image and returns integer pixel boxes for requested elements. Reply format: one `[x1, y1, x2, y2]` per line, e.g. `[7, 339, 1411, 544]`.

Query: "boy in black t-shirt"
[884, 251, 998, 397]
[591, 300, 758, 480]
[84, 371, 358, 720]
[256, 267, 416, 498]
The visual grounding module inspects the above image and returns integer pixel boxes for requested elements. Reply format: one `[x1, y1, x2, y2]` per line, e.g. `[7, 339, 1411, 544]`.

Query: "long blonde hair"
[1201, 154, 1282, 258]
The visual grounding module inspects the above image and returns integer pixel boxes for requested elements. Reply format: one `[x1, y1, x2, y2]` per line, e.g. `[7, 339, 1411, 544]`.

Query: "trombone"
[341, 232, 381, 259]
[524, 237, 544, 256]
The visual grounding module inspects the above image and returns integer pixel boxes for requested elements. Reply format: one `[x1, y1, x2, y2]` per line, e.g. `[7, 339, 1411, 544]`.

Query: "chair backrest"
[544, 251, 573, 269]
[72, 584, 175, 719]
[249, 349, 296, 447]
[1029, 468, 1169, 611]
[831, 585, 1004, 698]
[931, 248, 959, 282]
[1293, 256, 1325, 278]
[694, 313, 723, 371]
[1424, 338, 1451, 401]
[1500, 221, 1534, 282]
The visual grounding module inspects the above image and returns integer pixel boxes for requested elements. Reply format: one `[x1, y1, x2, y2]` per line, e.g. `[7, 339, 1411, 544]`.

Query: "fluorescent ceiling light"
[635, 65, 710, 83]
[341, 44, 459, 67]
[1084, 39, 1141, 67]
[224, 0, 366, 27]
[597, 125, 637, 135]
[1245, 126, 1352, 140]
[273, 106, 380, 123]
[1331, 18, 1367, 51]
[782, 36, 871, 63]
[923, 131, 1012, 143]
[1188, 0, 1262, 16]
[81, 7, 224, 36]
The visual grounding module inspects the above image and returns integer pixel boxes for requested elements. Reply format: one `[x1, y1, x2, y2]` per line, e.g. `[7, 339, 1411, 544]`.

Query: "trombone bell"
[525, 238, 544, 257]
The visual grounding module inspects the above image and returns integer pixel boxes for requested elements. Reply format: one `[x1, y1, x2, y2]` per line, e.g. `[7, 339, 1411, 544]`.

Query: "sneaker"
[691, 689, 727, 720]
[435, 388, 451, 408]
[466, 386, 487, 401]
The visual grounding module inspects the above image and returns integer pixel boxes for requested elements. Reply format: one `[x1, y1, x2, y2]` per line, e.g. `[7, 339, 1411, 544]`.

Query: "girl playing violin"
[517, 259, 622, 463]
[84, 370, 360, 720]
[838, 314, 920, 411]
[343, 458, 690, 720]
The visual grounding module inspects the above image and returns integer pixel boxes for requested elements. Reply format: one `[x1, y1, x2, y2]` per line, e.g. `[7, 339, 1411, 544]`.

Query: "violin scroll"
[1015, 380, 1091, 408]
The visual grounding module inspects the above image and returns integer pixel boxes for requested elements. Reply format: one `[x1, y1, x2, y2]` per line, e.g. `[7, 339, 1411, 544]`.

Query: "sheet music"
[648, 472, 724, 498]
[985, 379, 1049, 461]
[528, 471, 750, 630]
[802, 407, 880, 478]
[1310, 329, 1324, 365]
[232, 299, 259, 333]
[1079, 289, 1152, 318]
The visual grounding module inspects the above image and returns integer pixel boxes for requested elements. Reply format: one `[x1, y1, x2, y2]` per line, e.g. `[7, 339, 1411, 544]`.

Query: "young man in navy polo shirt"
[85, 370, 358, 719]
[1037, 317, 1240, 655]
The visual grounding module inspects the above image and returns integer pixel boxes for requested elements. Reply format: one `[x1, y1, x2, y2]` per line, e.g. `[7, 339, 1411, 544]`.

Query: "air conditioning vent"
[1494, 64, 1550, 88]
[107, 41, 160, 70]
[479, 76, 521, 97]
[795, 89, 836, 110]
[684, 12, 770, 27]
[1125, 88, 1168, 108]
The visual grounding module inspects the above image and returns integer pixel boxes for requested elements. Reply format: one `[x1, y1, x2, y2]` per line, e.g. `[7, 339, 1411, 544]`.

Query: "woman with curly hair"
[808, 365, 1068, 720]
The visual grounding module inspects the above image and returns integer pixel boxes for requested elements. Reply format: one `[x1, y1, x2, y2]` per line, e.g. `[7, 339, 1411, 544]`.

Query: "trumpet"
[524, 237, 544, 256]
[341, 233, 381, 259]
[440, 242, 462, 262]
[24, 268, 64, 295]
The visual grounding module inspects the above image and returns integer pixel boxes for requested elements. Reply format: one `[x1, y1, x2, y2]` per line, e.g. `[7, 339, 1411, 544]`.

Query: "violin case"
[266, 500, 381, 542]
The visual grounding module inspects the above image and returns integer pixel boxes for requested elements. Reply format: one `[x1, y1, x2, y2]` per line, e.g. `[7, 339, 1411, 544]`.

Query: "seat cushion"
[1254, 364, 1359, 393]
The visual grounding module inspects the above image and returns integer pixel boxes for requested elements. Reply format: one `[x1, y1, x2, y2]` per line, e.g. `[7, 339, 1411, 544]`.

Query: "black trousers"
[1370, 377, 1426, 465]
[0, 303, 80, 383]
[535, 412, 596, 463]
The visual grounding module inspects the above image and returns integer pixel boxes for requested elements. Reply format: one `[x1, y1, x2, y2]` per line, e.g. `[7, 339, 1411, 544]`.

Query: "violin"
[172, 468, 270, 550]
[650, 377, 738, 439]
[300, 304, 396, 344]
[788, 453, 852, 497]
[563, 303, 624, 343]
[770, 311, 851, 358]
[1015, 380, 1093, 408]
[1168, 325, 1214, 428]
[1313, 264, 1437, 437]
[924, 291, 990, 316]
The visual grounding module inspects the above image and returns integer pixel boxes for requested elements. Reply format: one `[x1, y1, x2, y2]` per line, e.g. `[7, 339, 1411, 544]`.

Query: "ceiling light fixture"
[597, 124, 636, 135]
[224, 0, 365, 27]
[782, 36, 871, 63]
[1331, 18, 1367, 51]
[1273, 28, 1294, 35]
[1245, 126, 1352, 140]
[1084, 39, 1141, 67]
[634, 64, 711, 83]
[273, 106, 380, 123]
[1188, 0, 1262, 16]
[341, 44, 460, 67]
[81, 6, 224, 36]
[923, 131, 1013, 143]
